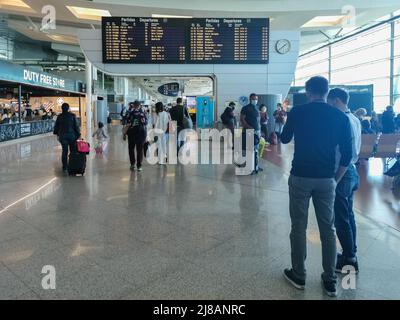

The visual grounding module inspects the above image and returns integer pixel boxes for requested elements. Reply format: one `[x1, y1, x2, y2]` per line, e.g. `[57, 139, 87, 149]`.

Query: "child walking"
[92, 122, 108, 154]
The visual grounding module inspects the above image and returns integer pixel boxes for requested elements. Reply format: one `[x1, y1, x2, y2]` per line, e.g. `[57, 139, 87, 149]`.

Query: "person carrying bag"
[125, 101, 148, 172]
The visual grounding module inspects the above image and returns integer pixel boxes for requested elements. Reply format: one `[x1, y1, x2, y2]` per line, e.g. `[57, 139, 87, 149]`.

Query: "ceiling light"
[301, 15, 346, 28]
[0, 0, 34, 12]
[152, 14, 193, 19]
[66, 6, 111, 21]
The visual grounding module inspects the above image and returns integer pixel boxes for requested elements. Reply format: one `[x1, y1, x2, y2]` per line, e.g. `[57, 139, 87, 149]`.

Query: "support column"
[328, 45, 332, 83]
[18, 84, 22, 123]
[390, 19, 395, 106]
[85, 59, 93, 140]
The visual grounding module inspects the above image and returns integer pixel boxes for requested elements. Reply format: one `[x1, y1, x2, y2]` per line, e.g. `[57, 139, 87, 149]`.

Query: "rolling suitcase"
[68, 152, 86, 176]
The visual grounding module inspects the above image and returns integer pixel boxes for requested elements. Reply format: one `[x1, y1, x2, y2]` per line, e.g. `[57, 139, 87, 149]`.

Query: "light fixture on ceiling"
[0, 0, 34, 12]
[152, 14, 193, 19]
[66, 6, 111, 21]
[301, 15, 346, 28]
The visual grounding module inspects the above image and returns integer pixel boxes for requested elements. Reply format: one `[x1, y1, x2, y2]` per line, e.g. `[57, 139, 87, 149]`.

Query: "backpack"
[221, 110, 230, 124]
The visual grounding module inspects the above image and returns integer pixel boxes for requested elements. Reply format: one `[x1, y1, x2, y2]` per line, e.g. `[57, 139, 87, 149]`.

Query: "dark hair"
[362, 119, 372, 131]
[249, 93, 257, 100]
[229, 101, 235, 107]
[98, 122, 104, 128]
[176, 97, 183, 104]
[133, 100, 140, 107]
[61, 103, 70, 113]
[155, 101, 164, 114]
[327, 88, 349, 105]
[305, 76, 329, 96]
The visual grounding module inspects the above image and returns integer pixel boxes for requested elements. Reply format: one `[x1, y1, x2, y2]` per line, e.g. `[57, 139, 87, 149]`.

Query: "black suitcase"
[68, 152, 86, 176]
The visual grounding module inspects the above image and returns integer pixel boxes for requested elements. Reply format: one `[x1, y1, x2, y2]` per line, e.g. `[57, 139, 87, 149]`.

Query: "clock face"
[276, 39, 291, 54]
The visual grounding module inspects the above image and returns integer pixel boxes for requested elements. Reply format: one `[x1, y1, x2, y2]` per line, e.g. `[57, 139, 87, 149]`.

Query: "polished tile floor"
[0, 127, 399, 300]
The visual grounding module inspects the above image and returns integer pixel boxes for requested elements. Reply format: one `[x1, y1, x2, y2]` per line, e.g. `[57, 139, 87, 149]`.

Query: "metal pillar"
[390, 19, 395, 106]
[18, 84, 22, 123]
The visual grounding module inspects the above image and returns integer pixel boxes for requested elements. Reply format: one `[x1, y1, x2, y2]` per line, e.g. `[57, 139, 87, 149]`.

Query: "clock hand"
[279, 44, 288, 51]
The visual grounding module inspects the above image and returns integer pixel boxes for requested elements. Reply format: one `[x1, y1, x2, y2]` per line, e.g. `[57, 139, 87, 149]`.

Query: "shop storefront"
[0, 60, 84, 142]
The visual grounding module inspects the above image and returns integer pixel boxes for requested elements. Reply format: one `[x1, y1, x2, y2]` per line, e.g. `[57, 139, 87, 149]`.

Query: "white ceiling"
[0, 0, 399, 54]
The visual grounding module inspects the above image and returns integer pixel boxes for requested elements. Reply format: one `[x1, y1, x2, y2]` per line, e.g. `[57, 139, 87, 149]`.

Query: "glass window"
[394, 51, 400, 77]
[331, 24, 390, 57]
[331, 41, 390, 70]
[394, 76, 400, 97]
[294, 18, 400, 113]
[394, 95, 400, 113]
[395, 19, 400, 36]
[294, 72, 329, 87]
[373, 96, 391, 113]
[331, 60, 390, 85]
[295, 61, 329, 80]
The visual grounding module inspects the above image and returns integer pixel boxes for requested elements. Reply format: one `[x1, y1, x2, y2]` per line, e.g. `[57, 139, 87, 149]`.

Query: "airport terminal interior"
[1, 0, 400, 301]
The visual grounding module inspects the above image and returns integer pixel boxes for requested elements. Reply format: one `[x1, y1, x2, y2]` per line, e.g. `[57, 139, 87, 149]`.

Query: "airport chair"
[358, 134, 379, 159]
[374, 134, 400, 169]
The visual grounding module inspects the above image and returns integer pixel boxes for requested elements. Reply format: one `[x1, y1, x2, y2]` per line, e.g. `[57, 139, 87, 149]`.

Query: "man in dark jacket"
[381, 105, 395, 134]
[169, 97, 189, 152]
[221, 102, 236, 148]
[53, 103, 80, 172]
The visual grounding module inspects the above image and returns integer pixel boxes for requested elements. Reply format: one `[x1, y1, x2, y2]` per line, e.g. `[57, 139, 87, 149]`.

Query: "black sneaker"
[336, 254, 359, 274]
[283, 268, 305, 290]
[321, 275, 337, 297]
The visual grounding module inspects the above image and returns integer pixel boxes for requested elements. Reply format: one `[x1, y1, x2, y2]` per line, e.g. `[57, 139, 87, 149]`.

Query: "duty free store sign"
[23, 70, 65, 89]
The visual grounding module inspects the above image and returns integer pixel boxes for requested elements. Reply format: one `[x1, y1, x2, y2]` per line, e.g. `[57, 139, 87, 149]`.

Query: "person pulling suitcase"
[53, 103, 81, 174]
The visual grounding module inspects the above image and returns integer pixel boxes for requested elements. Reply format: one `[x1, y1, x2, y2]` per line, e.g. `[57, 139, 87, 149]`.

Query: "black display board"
[102, 17, 270, 64]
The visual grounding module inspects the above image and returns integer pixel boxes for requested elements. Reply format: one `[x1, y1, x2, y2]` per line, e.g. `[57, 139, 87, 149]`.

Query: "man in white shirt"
[154, 102, 171, 164]
[327, 88, 362, 274]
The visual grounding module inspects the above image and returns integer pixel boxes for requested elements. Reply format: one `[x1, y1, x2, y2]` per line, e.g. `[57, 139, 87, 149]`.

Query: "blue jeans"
[334, 164, 359, 260]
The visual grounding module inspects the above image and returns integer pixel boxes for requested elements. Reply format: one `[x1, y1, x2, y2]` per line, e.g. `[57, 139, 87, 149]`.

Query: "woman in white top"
[154, 102, 171, 164]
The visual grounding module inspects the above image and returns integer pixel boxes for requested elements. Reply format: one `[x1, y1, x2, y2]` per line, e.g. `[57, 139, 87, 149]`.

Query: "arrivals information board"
[102, 17, 269, 64]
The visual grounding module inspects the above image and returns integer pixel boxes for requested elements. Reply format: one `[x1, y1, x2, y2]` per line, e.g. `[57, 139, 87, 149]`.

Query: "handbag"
[76, 139, 90, 154]
[122, 124, 131, 136]
[182, 115, 193, 129]
[143, 141, 150, 157]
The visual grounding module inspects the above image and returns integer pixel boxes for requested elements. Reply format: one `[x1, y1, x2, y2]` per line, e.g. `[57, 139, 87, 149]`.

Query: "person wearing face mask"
[240, 93, 263, 174]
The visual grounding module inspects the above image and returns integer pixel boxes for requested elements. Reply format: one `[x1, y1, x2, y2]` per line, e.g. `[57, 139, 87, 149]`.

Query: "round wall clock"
[275, 39, 291, 54]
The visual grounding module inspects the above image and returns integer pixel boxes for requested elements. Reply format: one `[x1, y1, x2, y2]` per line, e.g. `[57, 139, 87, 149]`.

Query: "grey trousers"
[288, 175, 338, 283]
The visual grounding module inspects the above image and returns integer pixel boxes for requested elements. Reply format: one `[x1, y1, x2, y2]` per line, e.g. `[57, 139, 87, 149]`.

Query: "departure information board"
[102, 17, 270, 64]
